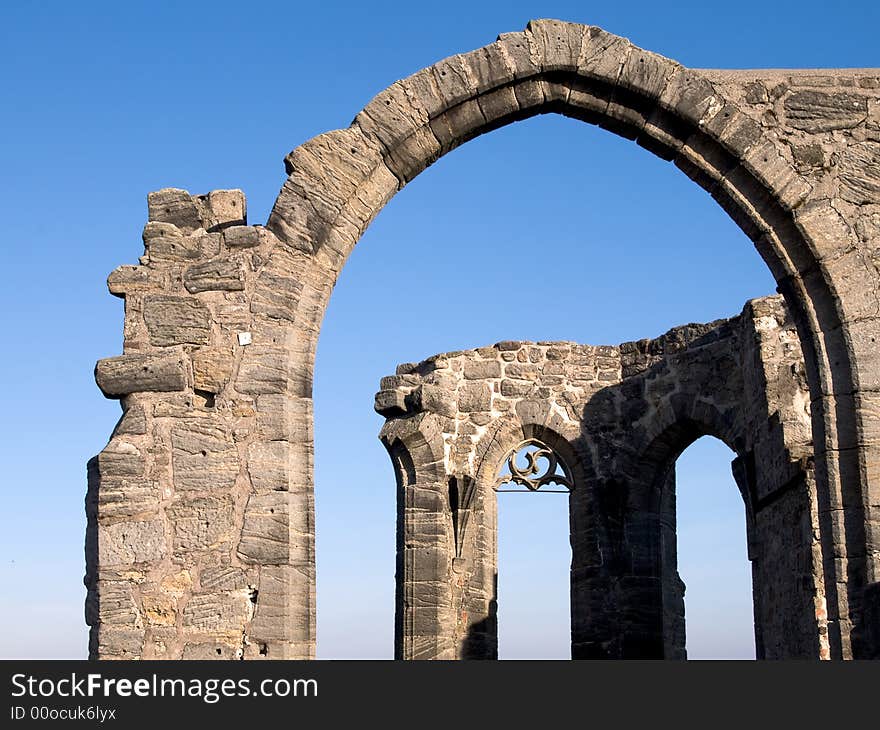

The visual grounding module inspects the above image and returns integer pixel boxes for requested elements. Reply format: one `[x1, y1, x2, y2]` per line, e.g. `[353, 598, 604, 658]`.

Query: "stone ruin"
[376, 297, 816, 658]
[89, 20, 880, 659]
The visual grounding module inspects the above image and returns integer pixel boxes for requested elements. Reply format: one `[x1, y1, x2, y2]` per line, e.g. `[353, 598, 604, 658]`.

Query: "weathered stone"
[98, 582, 141, 626]
[182, 643, 240, 659]
[417, 384, 457, 418]
[783, 90, 868, 132]
[113, 405, 147, 436]
[224, 225, 261, 248]
[183, 260, 246, 293]
[95, 352, 188, 397]
[168, 496, 234, 552]
[457, 382, 491, 412]
[141, 593, 176, 627]
[838, 141, 880, 205]
[248, 566, 311, 644]
[235, 346, 288, 395]
[144, 295, 212, 346]
[237, 493, 289, 564]
[107, 265, 164, 296]
[200, 566, 250, 592]
[247, 441, 290, 492]
[98, 440, 144, 477]
[182, 590, 251, 633]
[170, 421, 239, 491]
[375, 389, 408, 416]
[144, 225, 219, 263]
[463, 360, 502, 379]
[148, 188, 203, 232]
[191, 348, 234, 393]
[206, 189, 247, 229]
[500, 378, 533, 397]
[98, 518, 166, 566]
[95, 479, 160, 519]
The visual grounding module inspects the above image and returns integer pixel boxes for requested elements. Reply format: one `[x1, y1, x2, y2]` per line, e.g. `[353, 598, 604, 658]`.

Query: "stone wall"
[91, 19, 880, 659]
[88, 189, 312, 659]
[375, 296, 823, 658]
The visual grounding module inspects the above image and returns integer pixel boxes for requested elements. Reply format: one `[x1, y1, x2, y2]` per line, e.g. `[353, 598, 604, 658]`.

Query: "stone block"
[95, 479, 160, 520]
[168, 496, 234, 553]
[458, 382, 492, 412]
[838, 141, 880, 205]
[170, 421, 239, 491]
[783, 90, 868, 132]
[224, 225, 261, 248]
[144, 295, 212, 346]
[96, 627, 144, 658]
[237, 493, 290, 564]
[144, 224, 219, 263]
[98, 440, 145, 478]
[206, 189, 247, 229]
[107, 265, 164, 297]
[183, 260, 246, 293]
[463, 360, 502, 379]
[98, 518, 166, 566]
[191, 348, 234, 393]
[97, 581, 141, 627]
[248, 566, 312, 643]
[247, 441, 290, 492]
[95, 352, 188, 397]
[375, 389, 408, 416]
[417, 384, 457, 418]
[148, 188, 203, 233]
[235, 345, 288, 395]
[182, 590, 251, 633]
[501, 379, 533, 397]
[113, 405, 147, 436]
[200, 566, 250, 592]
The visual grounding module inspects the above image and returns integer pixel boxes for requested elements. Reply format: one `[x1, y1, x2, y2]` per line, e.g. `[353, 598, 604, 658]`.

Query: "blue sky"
[0, 1, 876, 659]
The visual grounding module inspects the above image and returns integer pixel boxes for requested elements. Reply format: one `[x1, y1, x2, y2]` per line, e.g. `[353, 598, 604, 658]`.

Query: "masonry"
[376, 296, 819, 658]
[90, 19, 880, 659]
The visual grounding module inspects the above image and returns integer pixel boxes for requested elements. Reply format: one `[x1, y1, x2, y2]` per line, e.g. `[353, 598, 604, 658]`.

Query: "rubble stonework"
[376, 296, 821, 658]
[90, 19, 880, 659]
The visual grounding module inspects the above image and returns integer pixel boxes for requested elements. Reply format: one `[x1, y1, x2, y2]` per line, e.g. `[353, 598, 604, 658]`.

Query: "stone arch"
[247, 19, 874, 658]
[635, 410, 745, 514]
[446, 410, 587, 659]
[92, 19, 880, 660]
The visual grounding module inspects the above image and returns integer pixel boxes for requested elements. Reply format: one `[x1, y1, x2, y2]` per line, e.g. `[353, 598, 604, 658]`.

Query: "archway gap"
[312, 114, 774, 658]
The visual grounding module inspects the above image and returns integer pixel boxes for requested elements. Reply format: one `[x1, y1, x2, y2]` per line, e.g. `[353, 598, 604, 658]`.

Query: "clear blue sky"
[1, 1, 876, 660]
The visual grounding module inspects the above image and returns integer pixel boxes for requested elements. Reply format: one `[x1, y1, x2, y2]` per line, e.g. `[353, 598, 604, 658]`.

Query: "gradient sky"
[1, 0, 876, 660]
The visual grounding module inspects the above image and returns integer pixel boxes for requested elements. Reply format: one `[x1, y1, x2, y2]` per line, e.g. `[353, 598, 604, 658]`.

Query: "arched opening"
[289, 23, 865, 659]
[313, 112, 781, 658]
[495, 441, 572, 659]
[675, 436, 755, 659]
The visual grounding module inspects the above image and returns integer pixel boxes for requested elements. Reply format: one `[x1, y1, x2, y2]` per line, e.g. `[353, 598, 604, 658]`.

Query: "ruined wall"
[88, 189, 312, 659]
[91, 20, 880, 659]
[375, 296, 822, 658]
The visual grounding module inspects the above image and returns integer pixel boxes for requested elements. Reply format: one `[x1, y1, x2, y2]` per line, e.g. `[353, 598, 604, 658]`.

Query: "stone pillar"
[382, 419, 457, 660]
[659, 466, 686, 660]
